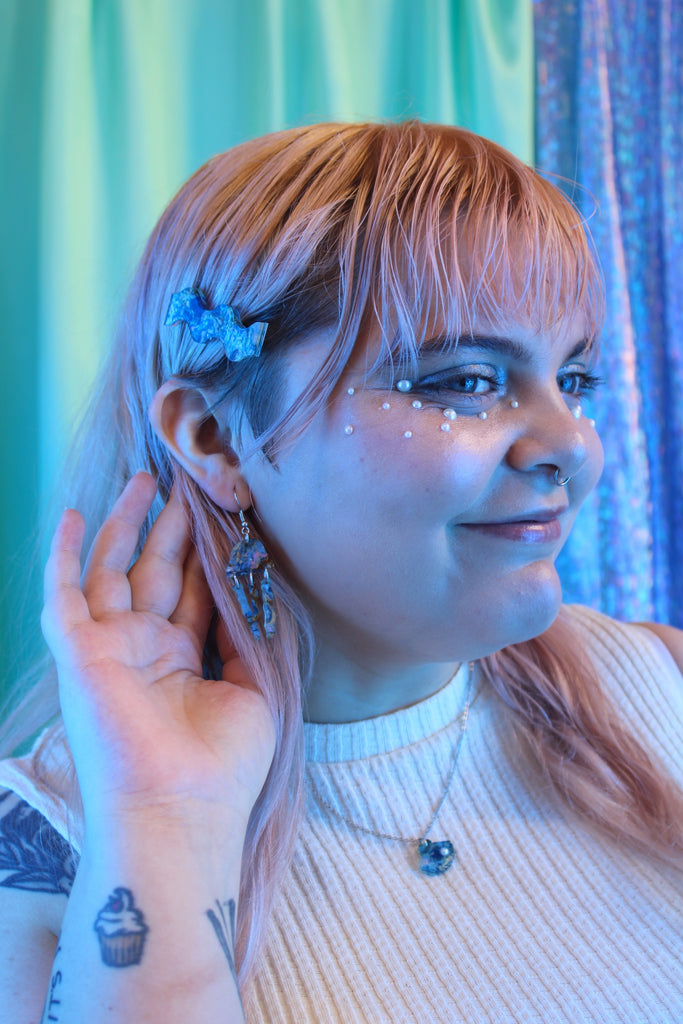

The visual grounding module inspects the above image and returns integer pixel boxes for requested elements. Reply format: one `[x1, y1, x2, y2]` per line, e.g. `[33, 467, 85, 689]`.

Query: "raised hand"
[41, 472, 276, 837]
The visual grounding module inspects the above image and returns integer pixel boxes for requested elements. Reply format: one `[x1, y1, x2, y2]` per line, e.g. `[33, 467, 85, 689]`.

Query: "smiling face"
[241, 317, 604, 677]
[144, 123, 607, 719]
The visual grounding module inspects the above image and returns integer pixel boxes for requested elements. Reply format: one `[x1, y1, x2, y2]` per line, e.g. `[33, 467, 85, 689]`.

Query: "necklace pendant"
[418, 839, 455, 876]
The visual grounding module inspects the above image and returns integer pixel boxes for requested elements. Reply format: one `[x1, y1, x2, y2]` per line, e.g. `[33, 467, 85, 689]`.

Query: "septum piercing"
[554, 469, 572, 486]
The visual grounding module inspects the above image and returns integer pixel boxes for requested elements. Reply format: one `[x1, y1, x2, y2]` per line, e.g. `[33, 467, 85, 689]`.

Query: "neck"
[303, 641, 461, 723]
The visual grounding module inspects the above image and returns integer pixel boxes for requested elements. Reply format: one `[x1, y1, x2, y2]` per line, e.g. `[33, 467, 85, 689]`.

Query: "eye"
[443, 373, 496, 394]
[557, 368, 604, 397]
[404, 365, 503, 399]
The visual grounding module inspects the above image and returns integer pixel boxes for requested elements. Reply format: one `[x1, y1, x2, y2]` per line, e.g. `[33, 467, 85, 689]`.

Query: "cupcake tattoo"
[94, 887, 149, 967]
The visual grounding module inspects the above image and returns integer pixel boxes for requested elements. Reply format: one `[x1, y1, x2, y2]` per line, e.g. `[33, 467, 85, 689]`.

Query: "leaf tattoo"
[0, 794, 78, 896]
[206, 898, 242, 1009]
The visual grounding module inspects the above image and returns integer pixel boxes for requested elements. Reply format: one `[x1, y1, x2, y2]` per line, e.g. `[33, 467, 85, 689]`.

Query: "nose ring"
[553, 468, 572, 486]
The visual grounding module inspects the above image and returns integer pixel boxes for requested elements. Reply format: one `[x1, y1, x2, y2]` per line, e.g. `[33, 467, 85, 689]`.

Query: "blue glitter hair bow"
[165, 287, 268, 362]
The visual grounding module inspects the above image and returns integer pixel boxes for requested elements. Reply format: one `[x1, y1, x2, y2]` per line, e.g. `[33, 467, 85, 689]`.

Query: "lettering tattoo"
[207, 898, 242, 1007]
[41, 945, 63, 1024]
[0, 793, 78, 895]
[94, 887, 149, 967]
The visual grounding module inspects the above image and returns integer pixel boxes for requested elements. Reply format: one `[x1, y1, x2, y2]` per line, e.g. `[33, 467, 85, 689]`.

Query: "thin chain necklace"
[310, 663, 474, 876]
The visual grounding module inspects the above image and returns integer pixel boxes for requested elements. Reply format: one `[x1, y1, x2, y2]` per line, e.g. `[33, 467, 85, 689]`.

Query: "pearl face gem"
[396, 379, 413, 392]
[572, 405, 582, 419]
[381, 402, 391, 410]
[510, 399, 519, 409]
[411, 399, 422, 409]
[347, 387, 355, 395]
[443, 408, 457, 420]
[344, 425, 354, 435]
[403, 430, 413, 438]
[440, 422, 451, 432]
[478, 411, 487, 420]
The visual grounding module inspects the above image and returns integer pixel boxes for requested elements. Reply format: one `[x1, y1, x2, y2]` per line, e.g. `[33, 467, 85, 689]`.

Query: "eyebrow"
[421, 334, 592, 363]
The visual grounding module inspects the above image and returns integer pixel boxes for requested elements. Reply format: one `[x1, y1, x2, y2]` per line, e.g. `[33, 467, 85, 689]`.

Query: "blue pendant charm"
[418, 839, 455, 876]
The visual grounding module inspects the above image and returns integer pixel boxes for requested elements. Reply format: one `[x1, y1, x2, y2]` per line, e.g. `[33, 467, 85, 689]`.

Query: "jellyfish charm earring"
[226, 494, 276, 639]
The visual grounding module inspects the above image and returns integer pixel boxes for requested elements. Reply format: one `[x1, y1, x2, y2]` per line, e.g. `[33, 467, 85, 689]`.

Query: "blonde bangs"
[355, 125, 605, 375]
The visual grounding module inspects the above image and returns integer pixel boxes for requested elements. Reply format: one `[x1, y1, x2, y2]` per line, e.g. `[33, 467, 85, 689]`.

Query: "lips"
[459, 507, 567, 543]
[478, 507, 568, 525]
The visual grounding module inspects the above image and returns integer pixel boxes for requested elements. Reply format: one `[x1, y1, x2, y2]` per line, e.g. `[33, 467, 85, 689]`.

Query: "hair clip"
[165, 288, 268, 362]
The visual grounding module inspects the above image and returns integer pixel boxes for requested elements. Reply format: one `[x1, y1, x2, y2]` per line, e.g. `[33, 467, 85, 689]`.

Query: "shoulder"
[0, 788, 78, 900]
[562, 604, 683, 686]
[561, 604, 683, 781]
[0, 789, 73, 1019]
[0, 728, 79, 910]
[632, 621, 683, 676]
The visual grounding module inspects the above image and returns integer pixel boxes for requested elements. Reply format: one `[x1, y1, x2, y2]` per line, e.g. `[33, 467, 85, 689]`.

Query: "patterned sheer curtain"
[536, 0, 683, 627]
[0, 0, 533, 702]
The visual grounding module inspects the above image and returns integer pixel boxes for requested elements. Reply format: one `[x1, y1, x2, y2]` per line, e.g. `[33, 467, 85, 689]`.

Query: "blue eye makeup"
[557, 368, 604, 397]
[392, 362, 603, 409]
[394, 364, 504, 412]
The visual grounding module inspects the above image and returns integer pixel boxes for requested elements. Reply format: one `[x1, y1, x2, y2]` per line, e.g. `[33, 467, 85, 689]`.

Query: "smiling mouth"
[459, 508, 566, 543]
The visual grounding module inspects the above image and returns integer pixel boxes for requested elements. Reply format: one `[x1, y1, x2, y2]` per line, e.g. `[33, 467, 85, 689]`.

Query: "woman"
[0, 122, 681, 1022]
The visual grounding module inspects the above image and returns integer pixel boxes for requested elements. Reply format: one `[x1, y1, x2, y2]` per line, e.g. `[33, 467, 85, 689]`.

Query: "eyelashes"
[558, 370, 604, 395]
[401, 370, 501, 412]
[396, 367, 604, 405]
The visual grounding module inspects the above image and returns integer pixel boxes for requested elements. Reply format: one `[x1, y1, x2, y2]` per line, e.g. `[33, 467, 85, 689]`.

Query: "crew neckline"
[304, 662, 473, 763]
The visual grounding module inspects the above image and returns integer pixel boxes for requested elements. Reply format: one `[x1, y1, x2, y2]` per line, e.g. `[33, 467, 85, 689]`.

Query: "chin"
[502, 560, 564, 643]
[465, 560, 564, 659]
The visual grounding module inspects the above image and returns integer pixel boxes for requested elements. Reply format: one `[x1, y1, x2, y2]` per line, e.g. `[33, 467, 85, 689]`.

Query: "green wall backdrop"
[0, 0, 533, 704]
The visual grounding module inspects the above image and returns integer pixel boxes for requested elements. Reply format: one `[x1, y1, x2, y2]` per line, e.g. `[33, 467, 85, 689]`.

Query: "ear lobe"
[149, 381, 245, 510]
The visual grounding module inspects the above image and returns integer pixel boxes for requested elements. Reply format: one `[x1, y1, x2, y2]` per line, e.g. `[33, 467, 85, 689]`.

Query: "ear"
[149, 381, 249, 510]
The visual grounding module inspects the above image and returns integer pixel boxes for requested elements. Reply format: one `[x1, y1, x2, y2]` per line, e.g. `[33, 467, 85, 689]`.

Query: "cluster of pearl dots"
[342, 380, 594, 437]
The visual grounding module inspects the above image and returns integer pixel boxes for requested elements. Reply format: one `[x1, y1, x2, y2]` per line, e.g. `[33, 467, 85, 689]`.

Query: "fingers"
[169, 545, 214, 641]
[82, 473, 158, 619]
[42, 508, 90, 651]
[127, 486, 193, 618]
[215, 615, 240, 667]
[215, 618, 257, 691]
[57, 472, 218, 653]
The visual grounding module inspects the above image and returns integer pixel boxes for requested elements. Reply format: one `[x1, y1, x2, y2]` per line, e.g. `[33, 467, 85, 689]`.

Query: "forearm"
[44, 817, 246, 1023]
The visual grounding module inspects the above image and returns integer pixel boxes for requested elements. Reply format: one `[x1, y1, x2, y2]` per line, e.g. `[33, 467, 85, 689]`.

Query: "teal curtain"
[0, 0, 534, 701]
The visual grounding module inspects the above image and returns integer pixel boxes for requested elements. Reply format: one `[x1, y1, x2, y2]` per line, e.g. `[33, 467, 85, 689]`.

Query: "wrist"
[81, 805, 246, 894]
[54, 835, 246, 1023]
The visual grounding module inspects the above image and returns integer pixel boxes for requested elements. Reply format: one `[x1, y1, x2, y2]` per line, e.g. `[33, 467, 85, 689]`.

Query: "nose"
[505, 394, 589, 484]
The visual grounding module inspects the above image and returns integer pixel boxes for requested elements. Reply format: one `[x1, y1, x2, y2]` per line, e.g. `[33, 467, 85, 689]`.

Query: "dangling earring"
[226, 493, 276, 639]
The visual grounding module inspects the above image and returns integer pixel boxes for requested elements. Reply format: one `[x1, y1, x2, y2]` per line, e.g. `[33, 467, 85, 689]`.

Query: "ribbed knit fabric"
[248, 607, 683, 1023]
[1, 606, 682, 1021]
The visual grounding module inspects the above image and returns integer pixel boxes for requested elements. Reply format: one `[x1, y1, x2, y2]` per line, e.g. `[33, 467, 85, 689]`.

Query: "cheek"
[335, 396, 497, 496]
[580, 426, 605, 495]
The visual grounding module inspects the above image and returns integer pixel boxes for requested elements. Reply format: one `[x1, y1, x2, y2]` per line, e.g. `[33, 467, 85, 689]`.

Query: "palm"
[42, 474, 276, 830]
